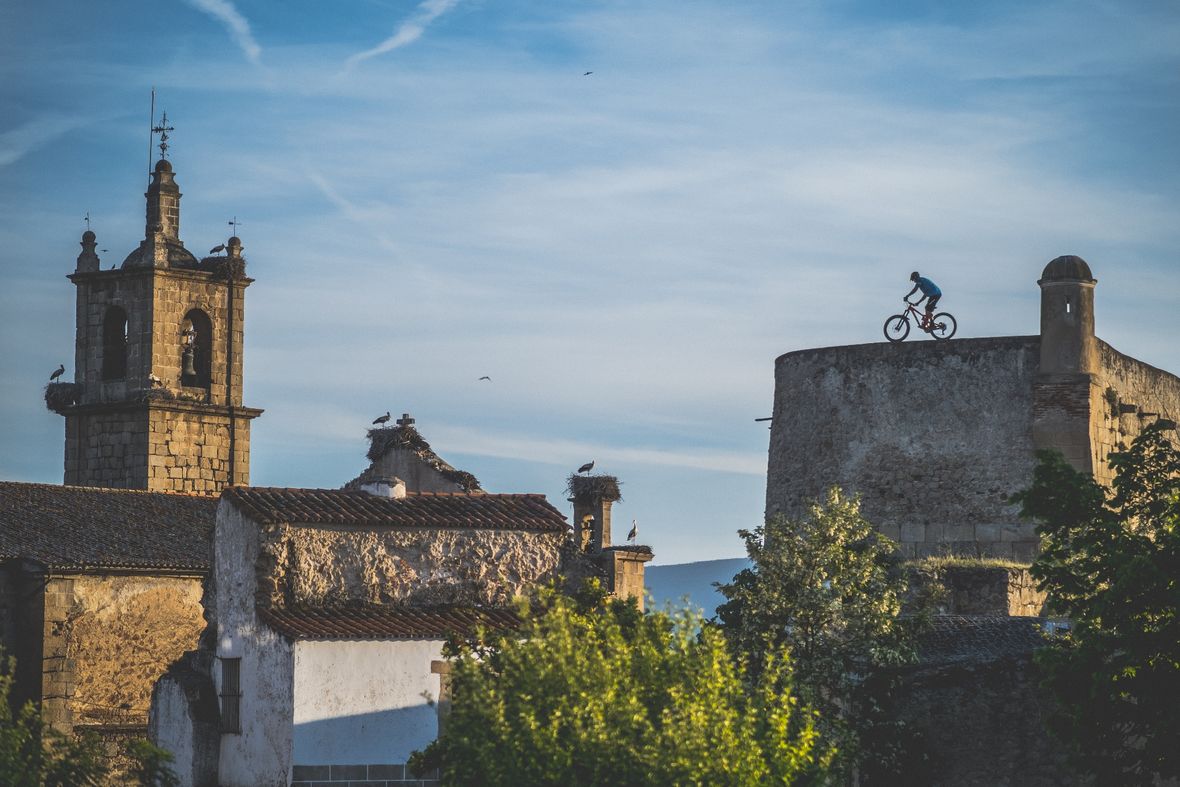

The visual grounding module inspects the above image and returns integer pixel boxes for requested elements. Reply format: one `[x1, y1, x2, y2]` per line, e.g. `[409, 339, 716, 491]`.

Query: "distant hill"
[645, 557, 751, 617]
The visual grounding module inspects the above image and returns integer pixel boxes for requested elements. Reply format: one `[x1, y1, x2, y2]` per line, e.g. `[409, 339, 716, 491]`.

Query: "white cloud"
[0, 115, 88, 168]
[185, 0, 262, 65]
[345, 0, 460, 68]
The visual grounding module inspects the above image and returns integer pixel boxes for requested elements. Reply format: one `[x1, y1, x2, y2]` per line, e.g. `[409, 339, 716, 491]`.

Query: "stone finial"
[396, 413, 415, 428]
[76, 229, 100, 273]
[227, 236, 242, 258]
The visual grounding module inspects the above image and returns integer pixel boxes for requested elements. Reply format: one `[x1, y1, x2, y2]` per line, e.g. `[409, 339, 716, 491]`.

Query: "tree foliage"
[412, 583, 831, 786]
[0, 657, 107, 786]
[716, 488, 915, 777]
[1014, 423, 1180, 784]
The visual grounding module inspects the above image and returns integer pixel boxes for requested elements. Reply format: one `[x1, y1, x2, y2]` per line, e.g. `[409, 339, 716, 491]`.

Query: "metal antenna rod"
[147, 88, 155, 186]
[84, 212, 91, 232]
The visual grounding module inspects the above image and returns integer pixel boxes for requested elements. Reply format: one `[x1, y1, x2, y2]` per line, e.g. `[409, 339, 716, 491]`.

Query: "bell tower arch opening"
[181, 309, 213, 390]
[101, 306, 128, 381]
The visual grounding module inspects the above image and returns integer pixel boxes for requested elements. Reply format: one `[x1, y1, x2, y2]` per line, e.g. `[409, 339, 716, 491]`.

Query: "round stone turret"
[1039, 255, 1095, 284]
[1038, 254, 1097, 375]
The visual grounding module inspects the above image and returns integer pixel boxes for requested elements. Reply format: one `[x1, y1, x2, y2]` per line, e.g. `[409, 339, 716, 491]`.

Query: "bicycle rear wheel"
[883, 314, 910, 343]
[929, 312, 957, 341]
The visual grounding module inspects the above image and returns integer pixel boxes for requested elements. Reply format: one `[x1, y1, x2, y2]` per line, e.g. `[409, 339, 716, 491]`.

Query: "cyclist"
[905, 271, 942, 328]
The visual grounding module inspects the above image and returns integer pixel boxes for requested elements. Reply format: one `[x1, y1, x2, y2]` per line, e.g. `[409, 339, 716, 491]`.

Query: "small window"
[101, 306, 128, 380]
[220, 657, 241, 734]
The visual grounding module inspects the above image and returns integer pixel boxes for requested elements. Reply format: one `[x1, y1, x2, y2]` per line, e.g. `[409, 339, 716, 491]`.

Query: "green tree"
[0, 657, 108, 787]
[1014, 423, 1180, 784]
[412, 584, 831, 786]
[716, 488, 915, 778]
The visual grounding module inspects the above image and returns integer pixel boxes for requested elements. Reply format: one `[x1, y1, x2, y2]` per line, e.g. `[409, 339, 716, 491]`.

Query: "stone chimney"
[360, 476, 407, 499]
[569, 474, 620, 552]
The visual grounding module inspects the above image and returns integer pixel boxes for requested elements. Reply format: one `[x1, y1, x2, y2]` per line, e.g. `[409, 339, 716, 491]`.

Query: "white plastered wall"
[214, 501, 295, 787]
[292, 639, 445, 765]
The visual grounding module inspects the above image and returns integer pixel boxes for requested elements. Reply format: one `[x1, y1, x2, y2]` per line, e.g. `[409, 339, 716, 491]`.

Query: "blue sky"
[2, 0, 1178, 564]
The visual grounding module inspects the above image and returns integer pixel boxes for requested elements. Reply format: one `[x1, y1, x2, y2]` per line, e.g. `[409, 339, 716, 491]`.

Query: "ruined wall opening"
[180, 309, 212, 389]
[101, 306, 128, 381]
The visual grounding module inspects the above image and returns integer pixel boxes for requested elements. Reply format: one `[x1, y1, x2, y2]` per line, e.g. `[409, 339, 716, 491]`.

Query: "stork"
[209, 244, 226, 255]
[577, 460, 594, 475]
[372, 411, 391, 426]
[49, 364, 65, 382]
[627, 520, 638, 543]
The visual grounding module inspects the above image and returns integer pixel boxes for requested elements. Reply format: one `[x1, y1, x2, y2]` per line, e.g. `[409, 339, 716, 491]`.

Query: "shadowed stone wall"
[766, 337, 1041, 560]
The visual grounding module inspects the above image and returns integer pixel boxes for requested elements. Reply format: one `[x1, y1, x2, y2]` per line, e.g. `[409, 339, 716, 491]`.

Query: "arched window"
[101, 306, 128, 381]
[180, 309, 213, 389]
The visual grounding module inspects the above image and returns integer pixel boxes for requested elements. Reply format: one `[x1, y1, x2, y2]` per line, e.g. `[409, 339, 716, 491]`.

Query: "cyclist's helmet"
[910, 271, 920, 281]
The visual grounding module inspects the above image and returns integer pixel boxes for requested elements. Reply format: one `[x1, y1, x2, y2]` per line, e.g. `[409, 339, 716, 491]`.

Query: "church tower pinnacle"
[54, 154, 263, 493]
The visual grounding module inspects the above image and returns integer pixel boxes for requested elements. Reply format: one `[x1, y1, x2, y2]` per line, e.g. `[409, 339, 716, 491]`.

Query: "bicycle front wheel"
[883, 314, 910, 343]
[929, 312, 957, 341]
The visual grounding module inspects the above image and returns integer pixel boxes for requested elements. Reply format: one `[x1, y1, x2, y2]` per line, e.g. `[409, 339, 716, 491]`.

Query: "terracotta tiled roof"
[223, 487, 568, 533]
[0, 481, 215, 571]
[259, 605, 523, 640]
[916, 615, 1049, 666]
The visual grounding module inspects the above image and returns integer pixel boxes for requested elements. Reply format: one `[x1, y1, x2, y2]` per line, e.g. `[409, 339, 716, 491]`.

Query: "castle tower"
[1037, 255, 1098, 376]
[1032, 255, 1099, 473]
[56, 158, 262, 492]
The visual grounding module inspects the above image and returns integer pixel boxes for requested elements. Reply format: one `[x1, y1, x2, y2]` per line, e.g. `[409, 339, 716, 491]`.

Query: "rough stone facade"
[56, 159, 261, 493]
[767, 337, 1041, 560]
[32, 573, 205, 732]
[766, 257, 1180, 559]
[256, 523, 566, 609]
[904, 563, 1047, 618]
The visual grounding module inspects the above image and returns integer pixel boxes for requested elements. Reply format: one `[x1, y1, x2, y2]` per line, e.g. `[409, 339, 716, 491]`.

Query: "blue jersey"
[915, 277, 941, 297]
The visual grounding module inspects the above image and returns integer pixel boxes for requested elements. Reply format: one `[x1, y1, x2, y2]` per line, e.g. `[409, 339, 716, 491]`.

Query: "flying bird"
[583, 71, 593, 75]
[209, 244, 226, 255]
[627, 520, 638, 542]
[373, 411, 391, 426]
[49, 364, 65, 382]
[478, 376, 491, 381]
[577, 460, 595, 475]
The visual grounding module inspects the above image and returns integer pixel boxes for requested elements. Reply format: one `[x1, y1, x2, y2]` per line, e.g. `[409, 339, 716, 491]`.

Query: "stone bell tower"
[53, 156, 262, 493]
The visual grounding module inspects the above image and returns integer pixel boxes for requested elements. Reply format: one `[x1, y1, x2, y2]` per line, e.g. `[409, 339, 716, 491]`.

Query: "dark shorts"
[926, 295, 940, 311]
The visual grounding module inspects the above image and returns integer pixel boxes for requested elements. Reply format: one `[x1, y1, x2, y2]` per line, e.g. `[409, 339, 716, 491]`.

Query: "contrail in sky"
[185, 0, 262, 65]
[346, 0, 460, 68]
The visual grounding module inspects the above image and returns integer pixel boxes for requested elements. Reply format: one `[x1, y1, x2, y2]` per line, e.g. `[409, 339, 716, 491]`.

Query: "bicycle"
[883, 300, 957, 342]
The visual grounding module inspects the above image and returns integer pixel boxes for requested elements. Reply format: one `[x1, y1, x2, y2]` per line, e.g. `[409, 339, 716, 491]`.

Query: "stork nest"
[197, 255, 247, 280]
[44, 382, 82, 413]
[366, 425, 481, 492]
[566, 474, 622, 503]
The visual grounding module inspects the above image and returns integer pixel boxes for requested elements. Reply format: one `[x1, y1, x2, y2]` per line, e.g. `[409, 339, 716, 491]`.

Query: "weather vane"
[84, 212, 91, 232]
[228, 216, 242, 235]
[152, 111, 175, 160]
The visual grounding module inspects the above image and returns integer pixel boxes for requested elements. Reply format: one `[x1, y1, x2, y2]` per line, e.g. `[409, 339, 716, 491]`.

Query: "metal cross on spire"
[84, 212, 91, 232]
[228, 216, 242, 235]
[152, 111, 175, 160]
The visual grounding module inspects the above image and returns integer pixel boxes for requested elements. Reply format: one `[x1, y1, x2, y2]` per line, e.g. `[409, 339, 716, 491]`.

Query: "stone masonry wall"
[65, 403, 252, 492]
[256, 524, 566, 609]
[1090, 340, 1180, 486]
[38, 574, 204, 731]
[767, 337, 1041, 560]
[71, 269, 248, 406]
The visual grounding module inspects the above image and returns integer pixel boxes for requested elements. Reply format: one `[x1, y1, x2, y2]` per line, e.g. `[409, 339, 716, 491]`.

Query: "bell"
[182, 346, 197, 377]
